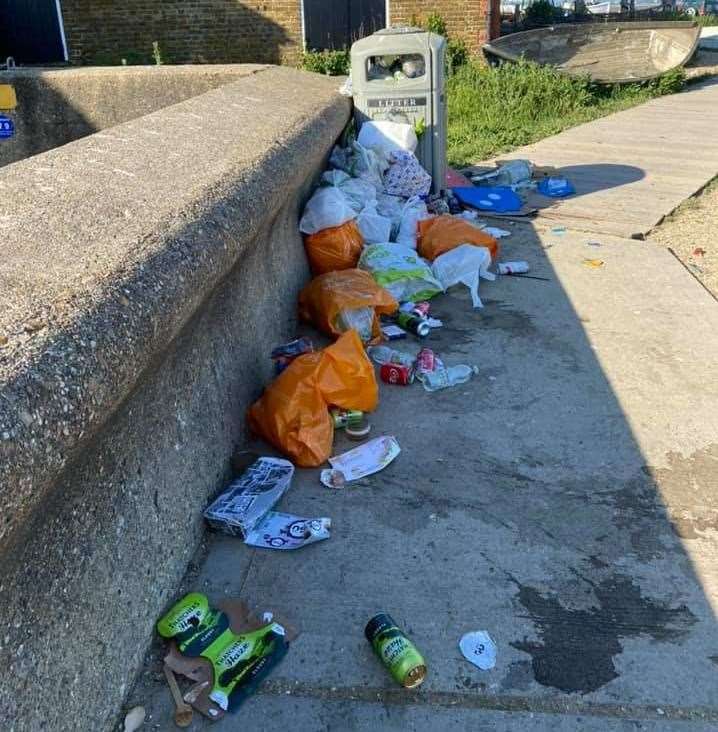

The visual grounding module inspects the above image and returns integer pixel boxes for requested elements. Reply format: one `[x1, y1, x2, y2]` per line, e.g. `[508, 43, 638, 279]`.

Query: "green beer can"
[365, 613, 427, 689]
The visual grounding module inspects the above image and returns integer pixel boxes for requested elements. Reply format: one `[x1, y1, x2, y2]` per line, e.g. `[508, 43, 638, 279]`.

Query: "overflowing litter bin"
[351, 27, 447, 195]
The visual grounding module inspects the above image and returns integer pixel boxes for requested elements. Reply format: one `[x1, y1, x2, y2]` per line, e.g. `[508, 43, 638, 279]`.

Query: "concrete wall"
[0, 65, 266, 168]
[60, 0, 304, 66]
[0, 65, 350, 731]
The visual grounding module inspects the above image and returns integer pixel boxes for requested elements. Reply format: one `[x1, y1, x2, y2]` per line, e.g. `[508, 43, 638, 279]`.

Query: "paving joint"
[257, 680, 718, 722]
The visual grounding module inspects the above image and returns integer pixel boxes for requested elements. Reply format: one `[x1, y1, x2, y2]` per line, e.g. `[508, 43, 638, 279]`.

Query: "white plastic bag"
[432, 244, 496, 308]
[359, 243, 443, 303]
[321, 169, 377, 213]
[357, 204, 392, 245]
[299, 186, 356, 235]
[330, 142, 387, 191]
[357, 120, 418, 157]
[396, 196, 430, 249]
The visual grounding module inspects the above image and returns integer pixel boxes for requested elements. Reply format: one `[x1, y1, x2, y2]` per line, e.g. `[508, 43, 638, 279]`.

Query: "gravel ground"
[648, 177, 718, 300]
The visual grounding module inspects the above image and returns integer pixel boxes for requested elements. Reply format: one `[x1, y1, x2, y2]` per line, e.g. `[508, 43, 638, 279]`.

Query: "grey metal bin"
[351, 27, 447, 195]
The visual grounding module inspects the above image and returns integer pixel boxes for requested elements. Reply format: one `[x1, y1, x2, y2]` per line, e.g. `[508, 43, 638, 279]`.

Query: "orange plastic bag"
[247, 330, 378, 467]
[418, 215, 499, 262]
[298, 269, 398, 343]
[303, 220, 364, 275]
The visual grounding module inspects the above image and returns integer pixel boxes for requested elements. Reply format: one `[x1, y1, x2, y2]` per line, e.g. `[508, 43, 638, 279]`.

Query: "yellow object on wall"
[0, 85, 17, 110]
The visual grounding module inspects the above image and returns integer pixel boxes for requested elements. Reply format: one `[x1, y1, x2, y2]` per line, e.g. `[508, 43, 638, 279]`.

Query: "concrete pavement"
[131, 225, 718, 730]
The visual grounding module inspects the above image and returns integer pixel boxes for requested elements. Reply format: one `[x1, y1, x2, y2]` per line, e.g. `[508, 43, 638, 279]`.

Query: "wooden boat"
[482, 21, 700, 84]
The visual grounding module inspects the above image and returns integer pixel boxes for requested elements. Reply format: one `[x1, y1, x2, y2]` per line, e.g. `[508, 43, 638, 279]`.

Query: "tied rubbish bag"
[299, 186, 356, 235]
[298, 269, 398, 343]
[418, 215, 499, 262]
[303, 220, 364, 275]
[359, 243, 443, 303]
[432, 244, 496, 309]
[248, 331, 378, 467]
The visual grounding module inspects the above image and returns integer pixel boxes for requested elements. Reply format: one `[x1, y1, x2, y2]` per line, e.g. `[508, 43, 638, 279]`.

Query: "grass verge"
[447, 60, 685, 166]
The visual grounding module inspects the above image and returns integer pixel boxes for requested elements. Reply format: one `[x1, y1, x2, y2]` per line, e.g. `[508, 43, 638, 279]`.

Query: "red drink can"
[412, 302, 431, 318]
[415, 348, 436, 374]
[380, 363, 413, 385]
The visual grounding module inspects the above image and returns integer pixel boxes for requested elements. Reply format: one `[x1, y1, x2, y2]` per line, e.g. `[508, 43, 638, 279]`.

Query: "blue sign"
[0, 116, 14, 139]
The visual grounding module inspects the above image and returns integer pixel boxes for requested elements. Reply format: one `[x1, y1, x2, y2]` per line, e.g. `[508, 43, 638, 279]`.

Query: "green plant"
[524, 0, 563, 24]
[152, 40, 163, 66]
[446, 58, 685, 166]
[300, 49, 350, 76]
[424, 11, 448, 36]
[446, 37, 470, 74]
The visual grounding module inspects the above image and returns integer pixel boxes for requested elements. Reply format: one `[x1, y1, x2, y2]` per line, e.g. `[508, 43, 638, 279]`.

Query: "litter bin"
[351, 27, 447, 195]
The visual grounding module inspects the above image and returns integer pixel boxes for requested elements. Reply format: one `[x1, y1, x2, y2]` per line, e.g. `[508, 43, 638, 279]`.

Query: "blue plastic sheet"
[537, 177, 576, 198]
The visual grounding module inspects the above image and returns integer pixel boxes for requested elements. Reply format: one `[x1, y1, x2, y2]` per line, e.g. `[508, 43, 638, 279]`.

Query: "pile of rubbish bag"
[150, 121, 572, 728]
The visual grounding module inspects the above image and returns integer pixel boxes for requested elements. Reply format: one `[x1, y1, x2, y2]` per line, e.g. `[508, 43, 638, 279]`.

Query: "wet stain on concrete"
[500, 660, 534, 692]
[511, 573, 696, 694]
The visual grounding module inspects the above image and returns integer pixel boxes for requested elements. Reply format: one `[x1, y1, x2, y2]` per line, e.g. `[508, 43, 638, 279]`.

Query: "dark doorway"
[303, 0, 386, 50]
[0, 0, 67, 64]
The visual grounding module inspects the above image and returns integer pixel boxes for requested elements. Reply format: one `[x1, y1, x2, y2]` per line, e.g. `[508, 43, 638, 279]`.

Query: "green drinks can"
[365, 613, 427, 689]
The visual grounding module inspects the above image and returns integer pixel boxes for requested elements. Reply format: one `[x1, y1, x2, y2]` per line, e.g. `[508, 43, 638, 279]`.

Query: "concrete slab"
[132, 224, 718, 729]
[477, 80, 718, 238]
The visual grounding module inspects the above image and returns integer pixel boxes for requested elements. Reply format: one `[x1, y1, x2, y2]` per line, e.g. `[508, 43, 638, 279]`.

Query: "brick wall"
[60, 0, 303, 66]
[389, 0, 500, 53]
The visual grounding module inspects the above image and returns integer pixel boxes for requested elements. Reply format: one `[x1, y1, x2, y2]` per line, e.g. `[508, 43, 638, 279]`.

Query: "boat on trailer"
[482, 21, 700, 84]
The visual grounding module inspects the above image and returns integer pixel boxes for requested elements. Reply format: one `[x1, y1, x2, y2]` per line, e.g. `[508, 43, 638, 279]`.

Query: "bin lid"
[374, 26, 424, 36]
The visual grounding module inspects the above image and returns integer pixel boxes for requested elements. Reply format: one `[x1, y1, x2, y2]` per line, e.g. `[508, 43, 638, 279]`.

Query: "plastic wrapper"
[432, 244, 496, 309]
[298, 269, 398, 342]
[330, 141, 387, 191]
[321, 169, 377, 213]
[418, 215, 499, 262]
[248, 330, 378, 467]
[299, 186, 356, 235]
[244, 512, 331, 550]
[303, 219, 364, 275]
[359, 243, 443, 303]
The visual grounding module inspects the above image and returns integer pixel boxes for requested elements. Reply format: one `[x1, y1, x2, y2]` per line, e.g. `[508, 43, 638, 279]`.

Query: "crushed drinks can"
[271, 337, 313, 374]
[497, 261, 529, 275]
[380, 363, 413, 385]
[331, 408, 364, 429]
[415, 347, 436, 374]
[396, 312, 430, 338]
[365, 613, 427, 689]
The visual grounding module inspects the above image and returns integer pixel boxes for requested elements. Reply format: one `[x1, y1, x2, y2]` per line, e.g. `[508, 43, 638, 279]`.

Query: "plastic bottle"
[367, 345, 415, 367]
[419, 364, 478, 392]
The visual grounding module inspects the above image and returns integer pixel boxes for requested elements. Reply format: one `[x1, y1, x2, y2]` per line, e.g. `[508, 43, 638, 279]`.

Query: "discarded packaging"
[537, 177, 575, 197]
[583, 258, 605, 268]
[320, 469, 346, 489]
[346, 419, 372, 440]
[483, 226, 512, 239]
[418, 215, 499, 262]
[357, 120, 418, 156]
[248, 330, 378, 467]
[331, 408, 364, 429]
[419, 363, 479, 393]
[157, 593, 289, 713]
[304, 219, 364, 275]
[381, 324, 407, 340]
[365, 613, 427, 689]
[244, 511, 331, 550]
[396, 311, 430, 338]
[320, 436, 401, 487]
[298, 269, 398, 343]
[432, 244, 496, 309]
[204, 458, 294, 538]
[497, 261, 529, 275]
[470, 159, 532, 187]
[357, 204, 392, 245]
[459, 630, 497, 671]
[358, 243, 443, 303]
[271, 337, 313, 375]
[367, 345, 415, 367]
[396, 196, 430, 248]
